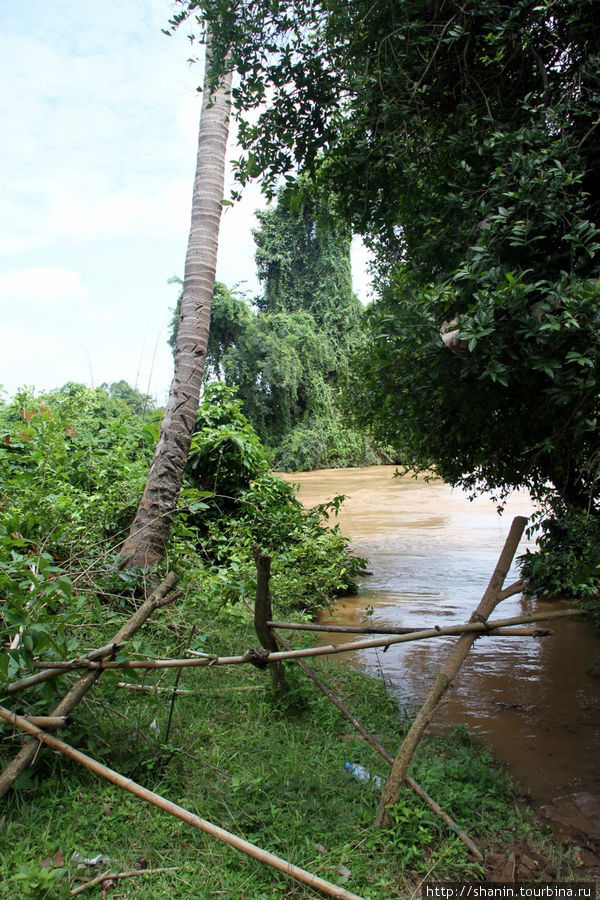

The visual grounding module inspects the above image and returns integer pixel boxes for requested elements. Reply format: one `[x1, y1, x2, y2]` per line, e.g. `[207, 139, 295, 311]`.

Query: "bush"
[187, 382, 270, 497]
[273, 416, 399, 472]
[174, 390, 367, 616]
[0, 384, 160, 694]
[520, 509, 600, 628]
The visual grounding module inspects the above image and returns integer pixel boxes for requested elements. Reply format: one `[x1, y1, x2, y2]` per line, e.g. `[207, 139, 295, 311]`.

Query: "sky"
[0, 0, 371, 405]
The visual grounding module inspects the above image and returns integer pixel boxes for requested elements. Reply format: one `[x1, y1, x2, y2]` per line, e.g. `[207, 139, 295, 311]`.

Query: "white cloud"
[45, 182, 191, 243]
[0, 266, 86, 302]
[0, 323, 74, 394]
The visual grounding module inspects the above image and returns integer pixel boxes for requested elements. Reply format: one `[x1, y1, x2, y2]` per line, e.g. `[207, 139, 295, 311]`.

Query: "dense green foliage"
[171, 188, 396, 470]
[3, 383, 554, 895]
[521, 511, 600, 628]
[234, 189, 396, 469]
[176, 382, 366, 611]
[173, 0, 600, 600]
[242, 189, 363, 457]
[0, 382, 363, 698]
[0, 384, 159, 686]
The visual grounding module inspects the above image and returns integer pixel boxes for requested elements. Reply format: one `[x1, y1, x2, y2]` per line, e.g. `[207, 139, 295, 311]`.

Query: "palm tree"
[122, 34, 233, 567]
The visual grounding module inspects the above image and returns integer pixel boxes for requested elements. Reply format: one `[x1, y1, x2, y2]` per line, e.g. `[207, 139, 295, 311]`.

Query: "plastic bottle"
[344, 762, 385, 789]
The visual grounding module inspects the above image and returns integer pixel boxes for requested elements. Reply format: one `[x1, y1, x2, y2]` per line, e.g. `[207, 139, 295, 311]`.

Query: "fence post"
[253, 548, 288, 699]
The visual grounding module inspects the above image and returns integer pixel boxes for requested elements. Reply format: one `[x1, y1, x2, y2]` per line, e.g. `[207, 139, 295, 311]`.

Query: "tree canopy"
[175, 1, 599, 500]
[230, 189, 366, 464]
[169, 0, 600, 599]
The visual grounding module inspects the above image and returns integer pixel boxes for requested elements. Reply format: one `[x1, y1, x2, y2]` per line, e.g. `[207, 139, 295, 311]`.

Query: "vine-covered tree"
[253, 193, 361, 351]
[198, 188, 388, 469]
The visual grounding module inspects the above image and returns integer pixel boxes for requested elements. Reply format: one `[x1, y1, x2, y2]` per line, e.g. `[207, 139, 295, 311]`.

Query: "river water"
[283, 466, 600, 832]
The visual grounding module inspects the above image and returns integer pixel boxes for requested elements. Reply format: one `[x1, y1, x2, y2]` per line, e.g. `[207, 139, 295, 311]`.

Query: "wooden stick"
[0, 708, 365, 900]
[6, 588, 183, 695]
[270, 627, 483, 862]
[0, 572, 179, 800]
[268, 621, 548, 637]
[268, 621, 422, 635]
[24, 716, 70, 729]
[376, 516, 527, 827]
[164, 625, 196, 746]
[34, 608, 585, 674]
[115, 682, 266, 695]
[253, 549, 287, 698]
[499, 579, 525, 601]
[7, 645, 119, 694]
[71, 866, 181, 896]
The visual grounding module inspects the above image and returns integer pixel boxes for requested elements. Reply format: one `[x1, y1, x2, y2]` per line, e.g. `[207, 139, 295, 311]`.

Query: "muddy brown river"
[284, 466, 600, 834]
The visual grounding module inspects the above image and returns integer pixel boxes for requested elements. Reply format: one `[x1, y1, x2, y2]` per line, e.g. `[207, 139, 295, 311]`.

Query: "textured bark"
[121, 36, 233, 568]
[253, 549, 288, 698]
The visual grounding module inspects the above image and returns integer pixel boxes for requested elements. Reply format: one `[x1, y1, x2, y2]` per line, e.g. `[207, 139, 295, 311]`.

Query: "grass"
[0, 599, 568, 899]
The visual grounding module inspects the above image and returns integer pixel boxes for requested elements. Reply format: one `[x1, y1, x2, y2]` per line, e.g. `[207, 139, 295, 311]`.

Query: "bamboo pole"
[269, 621, 422, 635]
[253, 549, 287, 698]
[0, 708, 365, 900]
[6, 587, 183, 695]
[271, 627, 484, 862]
[269, 622, 546, 637]
[32, 608, 586, 675]
[0, 572, 179, 800]
[25, 716, 70, 729]
[376, 516, 527, 828]
[267, 607, 545, 636]
[115, 682, 266, 695]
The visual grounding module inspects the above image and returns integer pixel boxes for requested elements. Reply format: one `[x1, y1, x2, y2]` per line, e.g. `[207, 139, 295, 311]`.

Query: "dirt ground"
[484, 791, 600, 884]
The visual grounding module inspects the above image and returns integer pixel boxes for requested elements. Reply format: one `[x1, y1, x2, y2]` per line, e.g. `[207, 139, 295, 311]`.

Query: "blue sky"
[0, 0, 370, 404]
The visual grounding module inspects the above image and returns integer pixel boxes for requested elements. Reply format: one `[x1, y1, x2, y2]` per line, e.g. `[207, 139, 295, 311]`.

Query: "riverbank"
[0, 606, 577, 899]
[283, 467, 600, 830]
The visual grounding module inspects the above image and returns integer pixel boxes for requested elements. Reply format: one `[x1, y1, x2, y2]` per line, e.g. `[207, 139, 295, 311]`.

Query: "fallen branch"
[71, 866, 181, 896]
[0, 708, 365, 900]
[25, 715, 71, 729]
[0, 572, 179, 800]
[33, 608, 586, 674]
[271, 627, 483, 863]
[377, 516, 527, 827]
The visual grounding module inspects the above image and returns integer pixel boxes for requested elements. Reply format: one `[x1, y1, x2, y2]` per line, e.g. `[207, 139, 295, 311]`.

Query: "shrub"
[520, 509, 600, 629]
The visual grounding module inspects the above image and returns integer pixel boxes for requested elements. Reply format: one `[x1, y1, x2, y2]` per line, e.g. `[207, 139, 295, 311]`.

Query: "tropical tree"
[101, 380, 155, 415]
[122, 30, 233, 567]
[190, 187, 389, 469]
[181, 1, 600, 496]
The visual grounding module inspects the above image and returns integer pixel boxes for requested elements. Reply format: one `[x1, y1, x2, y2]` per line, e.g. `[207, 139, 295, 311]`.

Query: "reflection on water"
[283, 467, 600, 809]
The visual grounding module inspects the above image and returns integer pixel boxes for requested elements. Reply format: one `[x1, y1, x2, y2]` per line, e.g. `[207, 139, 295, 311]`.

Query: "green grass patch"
[0, 605, 565, 899]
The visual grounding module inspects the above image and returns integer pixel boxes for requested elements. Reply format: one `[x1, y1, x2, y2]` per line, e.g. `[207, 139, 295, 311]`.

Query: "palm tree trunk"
[121, 35, 232, 568]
